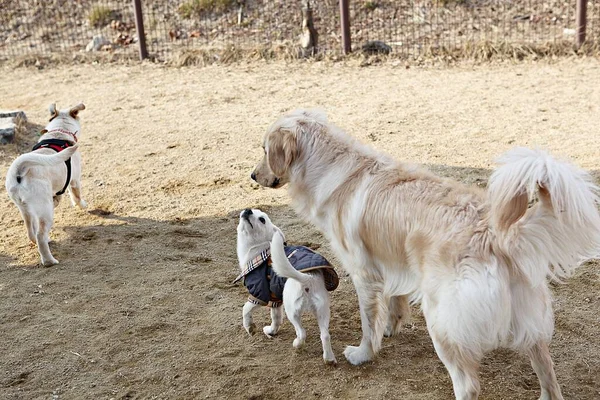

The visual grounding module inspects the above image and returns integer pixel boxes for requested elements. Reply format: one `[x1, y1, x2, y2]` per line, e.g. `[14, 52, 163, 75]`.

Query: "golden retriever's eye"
[259, 217, 266, 224]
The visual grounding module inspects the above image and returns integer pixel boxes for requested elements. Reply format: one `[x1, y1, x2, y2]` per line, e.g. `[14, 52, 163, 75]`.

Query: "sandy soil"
[0, 59, 599, 400]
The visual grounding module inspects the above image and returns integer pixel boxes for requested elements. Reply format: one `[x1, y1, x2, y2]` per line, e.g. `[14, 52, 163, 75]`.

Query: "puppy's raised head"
[237, 208, 284, 245]
[41, 103, 86, 139]
[251, 109, 327, 188]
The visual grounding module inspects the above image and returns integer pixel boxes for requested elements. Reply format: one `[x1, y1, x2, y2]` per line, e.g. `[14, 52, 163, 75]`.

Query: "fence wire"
[0, 1, 598, 61]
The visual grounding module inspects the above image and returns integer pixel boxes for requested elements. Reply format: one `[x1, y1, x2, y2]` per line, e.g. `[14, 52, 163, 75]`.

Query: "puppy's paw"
[343, 345, 373, 366]
[244, 322, 257, 336]
[263, 326, 278, 338]
[79, 199, 88, 209]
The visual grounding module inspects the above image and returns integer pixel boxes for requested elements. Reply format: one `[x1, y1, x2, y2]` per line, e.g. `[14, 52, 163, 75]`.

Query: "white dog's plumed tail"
[270, 232, 312, 285]
[488, 147, 600, 286]
[9, 145, 79, 184]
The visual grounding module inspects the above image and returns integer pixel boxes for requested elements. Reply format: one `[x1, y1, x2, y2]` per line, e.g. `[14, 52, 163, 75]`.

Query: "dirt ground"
[0, 59, 599, 400]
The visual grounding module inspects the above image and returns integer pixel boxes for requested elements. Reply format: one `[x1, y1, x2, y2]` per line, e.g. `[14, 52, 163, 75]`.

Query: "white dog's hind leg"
[528, 341, 563, 400]
[315, 293, 336, 365]
[344, 279, 386, 365]
[242, 301, 260, 335]
[19, 208, 37, 244]
[68, 183, 87, 209]
[36, 215, 58, 266]
[263, 306, 284, 337]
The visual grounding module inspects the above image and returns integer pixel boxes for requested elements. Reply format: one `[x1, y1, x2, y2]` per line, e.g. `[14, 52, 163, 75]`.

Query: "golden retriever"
[251, 109, 600, 400]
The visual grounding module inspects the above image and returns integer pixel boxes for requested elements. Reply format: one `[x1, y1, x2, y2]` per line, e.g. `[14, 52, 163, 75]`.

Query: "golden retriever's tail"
[488, 147, 600, 286]
[270, 232, 311, 285]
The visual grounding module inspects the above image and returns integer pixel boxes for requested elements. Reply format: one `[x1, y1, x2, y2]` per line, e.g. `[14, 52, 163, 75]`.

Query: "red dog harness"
[31, 139, 73, 196]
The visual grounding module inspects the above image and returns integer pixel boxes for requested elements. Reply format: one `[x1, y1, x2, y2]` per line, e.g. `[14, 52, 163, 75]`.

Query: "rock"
[0, 118, 16, 144]
[86, 35, 110, 52]
[0, 110, 26, 144]
[0, 110, 26, 120]
[361, 40, 392, 55]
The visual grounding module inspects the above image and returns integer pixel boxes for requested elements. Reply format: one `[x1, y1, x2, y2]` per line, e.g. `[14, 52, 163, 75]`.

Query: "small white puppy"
[5, 103, 87, 266]
[235, 208, 339, 364]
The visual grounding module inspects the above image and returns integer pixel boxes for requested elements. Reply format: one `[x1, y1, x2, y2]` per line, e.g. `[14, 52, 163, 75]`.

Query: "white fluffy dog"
[6, 103, 87, 266]
[235, 208, 338, 364]
[251, 109, 600, 399]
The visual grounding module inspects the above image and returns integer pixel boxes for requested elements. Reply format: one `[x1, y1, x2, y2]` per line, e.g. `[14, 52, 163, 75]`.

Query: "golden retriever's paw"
[79, 199, 88, 209]
[244, 322, 257, 336]
[343, 345, 373, 366]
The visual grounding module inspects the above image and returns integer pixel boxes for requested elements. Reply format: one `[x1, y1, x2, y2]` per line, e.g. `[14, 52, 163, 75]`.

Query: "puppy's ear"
[49, 103, 58, 121]
[267, 129, 297, 177]
[69, 103, 86, 119]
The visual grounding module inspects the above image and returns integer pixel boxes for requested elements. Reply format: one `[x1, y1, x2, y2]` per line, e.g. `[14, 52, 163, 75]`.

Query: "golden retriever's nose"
[242, 209, 253, 218]
[251, 172, 257, 181]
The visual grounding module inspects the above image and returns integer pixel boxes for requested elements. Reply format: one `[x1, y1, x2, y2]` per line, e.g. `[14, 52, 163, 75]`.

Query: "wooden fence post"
[339, 0, 351, 54]
[576, 0, 588, 48]
[133, 0, 148, 60]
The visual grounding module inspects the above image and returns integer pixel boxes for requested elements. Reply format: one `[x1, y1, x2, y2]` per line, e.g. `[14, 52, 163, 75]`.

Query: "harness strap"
[32, 139, 73, 196]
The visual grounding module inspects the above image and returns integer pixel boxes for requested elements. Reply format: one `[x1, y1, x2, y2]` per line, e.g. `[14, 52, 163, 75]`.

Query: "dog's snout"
[251, 172, 257, 181]
[242, 209, 253, 218]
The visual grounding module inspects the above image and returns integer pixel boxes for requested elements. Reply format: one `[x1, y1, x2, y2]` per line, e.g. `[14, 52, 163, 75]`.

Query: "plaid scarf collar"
[232, 248, 271, 284]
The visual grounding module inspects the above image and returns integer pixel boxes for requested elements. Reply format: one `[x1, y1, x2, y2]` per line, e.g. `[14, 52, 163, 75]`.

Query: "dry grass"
[87, 5, 114, 28]
[165, 40, 600, 67]
[178, 0, 236, 19]
[2, 39, 599, 70]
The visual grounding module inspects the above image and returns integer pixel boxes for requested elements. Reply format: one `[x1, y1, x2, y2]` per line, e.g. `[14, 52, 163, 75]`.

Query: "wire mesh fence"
[0, 0, 598, 62]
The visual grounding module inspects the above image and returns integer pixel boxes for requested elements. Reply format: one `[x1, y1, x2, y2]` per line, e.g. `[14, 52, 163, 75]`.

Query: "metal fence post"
[339, 0, 351, 54]
[576, 0, 588, 48]
[133, 0, 148, 60]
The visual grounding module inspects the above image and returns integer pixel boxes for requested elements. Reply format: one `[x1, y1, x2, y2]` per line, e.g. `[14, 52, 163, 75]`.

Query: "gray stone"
[0, 110, 26, 120]
[0, 110, 26, 144]
[86, 35, 110, 52]
[0, 118, 16, 144]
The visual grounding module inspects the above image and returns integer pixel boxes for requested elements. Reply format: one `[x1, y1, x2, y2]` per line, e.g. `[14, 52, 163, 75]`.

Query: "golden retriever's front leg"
[385, 295, 411, 337]
[344, 279, 387, 365]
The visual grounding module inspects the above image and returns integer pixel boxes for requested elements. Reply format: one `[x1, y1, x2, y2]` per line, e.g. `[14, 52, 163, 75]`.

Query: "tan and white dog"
[236, 208, 337, 364]
[251, 109, 600, 399]
[6, 103, 87, 266]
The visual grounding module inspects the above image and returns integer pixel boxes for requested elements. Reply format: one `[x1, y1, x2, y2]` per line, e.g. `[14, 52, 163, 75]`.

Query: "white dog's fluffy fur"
[5, 103, 87, 266]
[236, 208, 336, 364]
[251, 109, 600, 399]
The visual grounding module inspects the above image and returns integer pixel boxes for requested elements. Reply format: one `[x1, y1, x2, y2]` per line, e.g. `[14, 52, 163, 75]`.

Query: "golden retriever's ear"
[69, 103, 86, 119]
[267, 129, 297, 177]
[49, 103, 58, 121]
